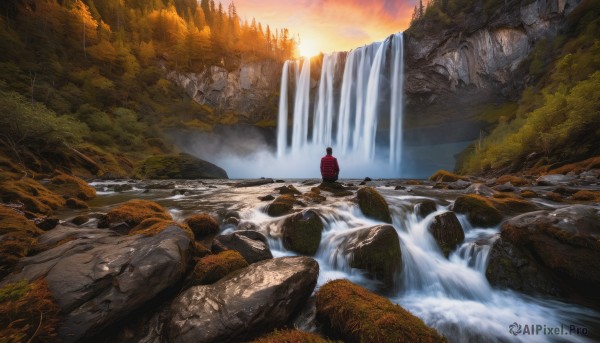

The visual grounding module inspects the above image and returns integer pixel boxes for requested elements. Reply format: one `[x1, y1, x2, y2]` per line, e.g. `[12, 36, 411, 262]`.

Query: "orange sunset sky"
[233, 0, 415, 56]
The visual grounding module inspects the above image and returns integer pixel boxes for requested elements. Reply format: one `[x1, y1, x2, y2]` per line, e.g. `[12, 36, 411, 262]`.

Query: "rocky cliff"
[403, 0, 581, 141]
[167, 60, 282, 123]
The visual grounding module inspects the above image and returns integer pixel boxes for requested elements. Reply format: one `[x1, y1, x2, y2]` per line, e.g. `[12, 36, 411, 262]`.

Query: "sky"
[233, 0, 415, 57]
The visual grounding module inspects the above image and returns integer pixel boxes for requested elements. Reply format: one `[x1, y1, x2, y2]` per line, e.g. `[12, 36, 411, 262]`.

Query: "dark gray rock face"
[212, 231, 273, 263]
[167, 256, 319, 343]
[536, 174, 576, 186]
[415, 199, 437, 218]
[428, 212, 465, 257]
[335, 225, 401, 287]
[2, 225, 193, 343]
[282, 210, 324, 255]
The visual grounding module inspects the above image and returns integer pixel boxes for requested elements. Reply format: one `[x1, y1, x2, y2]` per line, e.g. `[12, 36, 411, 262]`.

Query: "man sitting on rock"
[320, 147, 340, 182]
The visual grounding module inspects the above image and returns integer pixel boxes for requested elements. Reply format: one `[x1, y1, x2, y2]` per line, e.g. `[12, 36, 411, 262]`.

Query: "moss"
[303, 191, 326, 204]
[429, 170, 464, 182]
[129, 218, 193, 239]
[282, 210, 323, 255]
[572, 190, 600, 201]
[133, 153, 227, 179]
[0, 207, 42, 279]
[356, 187, 392, 223]
[496, 175, 528, 186]
[267, 195, 297, 217]
[106, 199, 172, 228]
[46, 173, 96, 200]
[490, 193, 538, 213]
[76, 143, 133, 178]
[521, 190, 538, 198]
[316, 280, 446, 343]
[548, 156, 600, 175]
[0, 279, 61, 343]
[453, 195, 502, 228]
[65, 197, 88, 209]
[191, 250, 248, 285]
[249, 329, 335, 343]
[0, 176, 65, 215]
[545, 192, 563, 202]
[278, 185, 301, 195]
[193, 242, 212, 258]
[185, 214, 219, 239]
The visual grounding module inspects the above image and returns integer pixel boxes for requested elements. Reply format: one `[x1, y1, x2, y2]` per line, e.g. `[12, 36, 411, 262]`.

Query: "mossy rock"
[0, 206, 42, 279]
[47, 173, 96, 200]
[316, 279, 447, 343]
[572, 190, 600, 201]
[282, 210, 324, 255]
[65, 197, 88, 209]
[129, 218, 194, 240]
[277, 185, 301, 195]
[521, 190, 538, 198]
[318, 182, 348, 193]
[185, 214, 220, 239]
[415, 199, 437, 219]
[267, 194, 297, 217]
[429, 170, 464, 182]
[496, 175, 528, 186]
[0, 279, 61, 342]
[428, 212, 465, 257]
[490, 193, 538, 213]
[453, 195, 502, 227]
[106, 200, 172, 228]
[134, 153, 228, 179]
[0, 176, 65, 215]
[190, 250, 248, 285]
[356, 187, 392, 223]
[249, 329, 335, 343]
[303, 191, 326, 204]
[340, 225, 401, 287]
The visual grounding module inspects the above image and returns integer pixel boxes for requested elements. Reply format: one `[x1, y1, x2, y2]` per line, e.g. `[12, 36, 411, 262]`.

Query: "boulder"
[492, 183, 516, 192]
[464, 183, 496, 197]
[235, 178, 274, 187]
[267, 194, 297, 216]
[105, 199, 172, 230]
[168, 256, 319, 343]
[69, 215, 89, 226]
[447, 180, 471, 190]
[453, 195, 502, 227]
[65, 197, 88, 209]
[276, 185, 301, 195]
[428, 212, 465, 257]
[249, 329, 330, 343]
[415, 199, 437, 218]
[496, 175, 528, 186]
[486, 237, 562, 296]
[282, 210, 324, 255]
[2, 225, 193, 342]
[499, 206, 600, 299]
[34, 216, 60, 231]
[316, 279, 446, 343]
[337, 225, 401, 286]
[356, 187, 392, 223]
[47, 173, 96, 200]
[134, 153, 228, 179]
[302, 190, 326, 203]
[429, 169, 464, 182]
[113, 184, 133, 192]
[212, 231, 273, 263]
[258, 194, 275, 201]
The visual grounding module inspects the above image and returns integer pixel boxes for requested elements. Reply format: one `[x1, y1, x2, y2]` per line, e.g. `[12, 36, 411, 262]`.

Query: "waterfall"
[276, 33, 406, 177]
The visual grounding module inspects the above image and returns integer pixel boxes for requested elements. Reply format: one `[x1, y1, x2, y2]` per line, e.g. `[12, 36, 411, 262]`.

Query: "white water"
[275, 33, 406, 178]
[240, 190, 599, 342]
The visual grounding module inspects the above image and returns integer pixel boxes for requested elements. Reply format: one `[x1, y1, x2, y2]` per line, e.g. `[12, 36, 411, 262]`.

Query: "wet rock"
[302, 179, 320, 186]
[235, 178, 274, 187]
[65, 197, 88, 209]
[364, 177, 372, 182]
[238, 221, 260, 231]
[109, 222, 132, 235]
[113, 184, 133, 192]
[2, 225, 193, 343]
[35, 216, 60, 231]
[144, 182, 176, 190]
[493, 183, 516, 192]
[275, 179, 285, 183]
[134, 153, 228, 179]
[316, 279, 446, 343]
[212, 231, 273, 264]
[521, 189, 538, 198]
[415, 199, 437, 219]
[536, 174, 576, 186]
[356, 187, 392, 223]
[500, 206, 600, 300]
[359, 181, 366, 185]
[395, 185, 406, 190]
[276, 185, 302, 195]
[486, 237, 562, 296]
[447, 179, 471, 190]
[223, 216, 240, 226]
[282, 210, 324, 255]
[70, 215, 89, 226]
[428, 212, 465, 257]
[168, 256, 319, 343]
[465, 183, 496, 197]
[302, 190, 326, 204]
[106, 200, 172, 229]
[258, 194, 275, 201]
[453, 195, 502, 228]
[337, 225, 401, 287]
[267, 194, 296, 216]
[552, 187, 578, 196]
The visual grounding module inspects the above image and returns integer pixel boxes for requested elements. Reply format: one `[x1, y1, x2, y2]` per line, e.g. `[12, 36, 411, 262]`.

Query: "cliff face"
[404, 0, 580, 142]
[167, 60, 282, 123]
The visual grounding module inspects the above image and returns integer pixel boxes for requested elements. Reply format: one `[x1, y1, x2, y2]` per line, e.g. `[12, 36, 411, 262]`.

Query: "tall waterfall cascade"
[277, 33, 405, 177]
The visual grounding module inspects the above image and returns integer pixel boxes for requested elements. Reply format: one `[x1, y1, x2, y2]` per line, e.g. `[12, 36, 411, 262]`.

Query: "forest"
[0, 0, 297, 174]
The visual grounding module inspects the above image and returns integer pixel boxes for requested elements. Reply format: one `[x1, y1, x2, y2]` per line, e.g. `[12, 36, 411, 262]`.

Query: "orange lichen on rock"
[185, 214, 220, 239]
[0, 206, 42, 279]
[429, 170, 465, 182]
[0, 175, 65, 215]
[47, 172, 96, 200]
[249, 329, 335, 343]
[106, 200, 172, 228]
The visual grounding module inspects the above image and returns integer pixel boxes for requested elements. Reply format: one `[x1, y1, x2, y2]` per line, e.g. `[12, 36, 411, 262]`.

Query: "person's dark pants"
[322, 175, 338, 182]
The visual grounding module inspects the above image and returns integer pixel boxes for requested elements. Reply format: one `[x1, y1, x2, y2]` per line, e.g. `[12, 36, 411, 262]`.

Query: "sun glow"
[298, 40, 321, 58]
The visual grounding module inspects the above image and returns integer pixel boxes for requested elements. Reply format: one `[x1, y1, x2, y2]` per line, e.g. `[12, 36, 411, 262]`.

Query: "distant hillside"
[0, 0, 297, 176]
